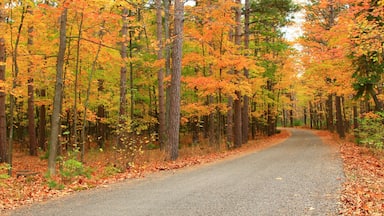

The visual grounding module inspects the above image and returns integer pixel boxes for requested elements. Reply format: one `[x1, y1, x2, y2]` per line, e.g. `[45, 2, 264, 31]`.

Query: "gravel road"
[10, 128, 345, 216]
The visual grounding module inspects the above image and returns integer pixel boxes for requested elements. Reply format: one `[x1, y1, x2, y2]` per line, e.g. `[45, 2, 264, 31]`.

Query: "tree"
[156, 0, 166, 149]
[350, 0, 384, 111]
[118, 7, 129, 148]
[242, 0, 250, 144]
[167, 0, 184, 160]
[300, 0, 354, 138]
[27, 5, 37, 156]
[233, 0, 242, 148]
[0, 34, 6, 164]
[48, 5, 68, 175]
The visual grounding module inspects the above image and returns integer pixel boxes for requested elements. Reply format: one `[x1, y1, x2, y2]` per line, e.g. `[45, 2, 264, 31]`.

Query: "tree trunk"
[335, 95, 345, 139]
[27, 6, 37, 156]
[234, 91, 242, 148]
[48, 7, 67, 175]
[353, 105, 358, 129]
[129, 28, 134, 121]
[38, 89, 47, 151]
[233, 0, 242, 148]
[118, 8, 129, 147]
[167, 0, 184, 160]
[326, 94, 334, 132]
[164, 0, 171, 143]
[242, 0, 250, 144]
[0, 37, 7, 163]
[208, 96, 216, 147]
[156, 0, 166, 149]
[226, 97, 233, 147]
[303, 107, 307, 127]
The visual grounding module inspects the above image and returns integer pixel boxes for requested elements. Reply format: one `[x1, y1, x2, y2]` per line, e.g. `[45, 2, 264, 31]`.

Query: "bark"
[234, 91, 242, 148]
[156, 0, 166, 149]
[369, 88, 383, 111]
[226, 97, 233, 147]
[335, 95, 345, 139]
[48, 7, 67, 175]
[326, 94, 334, 132]
[118, 8, 129, 147]
[38, 89, 47, 151]
[0, 37, 6, 163]
[309, 102, 314, 129]
[353, 105, 358, 129]
[167, 0, 184, 160]
[303, 107, 307, 127]
[27, 6, 37, 156]
[208, 96, 216, 147]
[242, 0, 250, 144]
[129, 28, 134, 121]
[164, 0, 171, 143]
[233, 0, 242, 148]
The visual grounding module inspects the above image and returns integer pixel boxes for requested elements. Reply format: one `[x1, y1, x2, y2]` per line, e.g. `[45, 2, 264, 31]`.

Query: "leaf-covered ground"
[2, 129, 383, 215]
[0, 131, 289, 214]
[316, 131, 384, 215]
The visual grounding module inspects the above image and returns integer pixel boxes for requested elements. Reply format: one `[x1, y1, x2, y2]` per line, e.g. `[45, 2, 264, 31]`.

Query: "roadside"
[316, 130, 384, 215]
[8, 128, 343, 216]
[1, 130, 289, 213]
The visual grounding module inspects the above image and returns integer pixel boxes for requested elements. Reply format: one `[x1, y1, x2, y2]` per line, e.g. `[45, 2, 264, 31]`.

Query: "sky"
[283, 0, 308, 42]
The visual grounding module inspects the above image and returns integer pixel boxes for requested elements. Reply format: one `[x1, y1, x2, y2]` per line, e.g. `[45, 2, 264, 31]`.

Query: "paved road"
[11, 129, 344, 216]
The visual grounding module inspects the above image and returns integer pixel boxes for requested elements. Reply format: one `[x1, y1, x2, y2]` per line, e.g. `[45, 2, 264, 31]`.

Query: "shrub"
[355, 111, 384, 149]
[60, 158, 92, 182]
[0, 163, 10, 180]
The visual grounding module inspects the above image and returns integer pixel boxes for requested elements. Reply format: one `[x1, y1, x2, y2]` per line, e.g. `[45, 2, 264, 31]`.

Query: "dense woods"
[0, 0, 383, 214]
[0, 0, 298, 174]
[0, 0, 383, 178]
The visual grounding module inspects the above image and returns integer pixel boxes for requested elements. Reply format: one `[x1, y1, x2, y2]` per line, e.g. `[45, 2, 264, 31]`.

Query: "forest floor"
[1, 129, 383, 215]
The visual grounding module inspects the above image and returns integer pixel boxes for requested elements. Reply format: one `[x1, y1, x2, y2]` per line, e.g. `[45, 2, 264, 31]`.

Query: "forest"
[0, 0, 383, 213]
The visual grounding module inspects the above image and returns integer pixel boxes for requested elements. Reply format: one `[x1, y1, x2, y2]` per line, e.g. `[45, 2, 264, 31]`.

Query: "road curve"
[10, 128, 344, 216]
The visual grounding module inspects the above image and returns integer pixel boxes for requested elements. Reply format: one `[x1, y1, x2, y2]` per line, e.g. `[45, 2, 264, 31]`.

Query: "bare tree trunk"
[242, 0, 250, 144]
[48, 7, 67, 175]
[326, 94, 334, 132]
[118, 8, 129, 147]
[164, 0, 171, 147]
[27, 6, 37, 156]
[129, 27, 134, 121]
[353, 105, 358, 129]
[38, 89, 47, 151]
[0, 37, 6, 163]
[226, 97, 233, 148]
[167, 0, 184, 160]
[233, 0, 242, 148]
[156, 0, 166, 149]
[335, 95, 345, 139]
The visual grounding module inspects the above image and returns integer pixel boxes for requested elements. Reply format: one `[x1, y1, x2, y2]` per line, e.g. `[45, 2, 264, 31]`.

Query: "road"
[10, 129, 344, 216]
